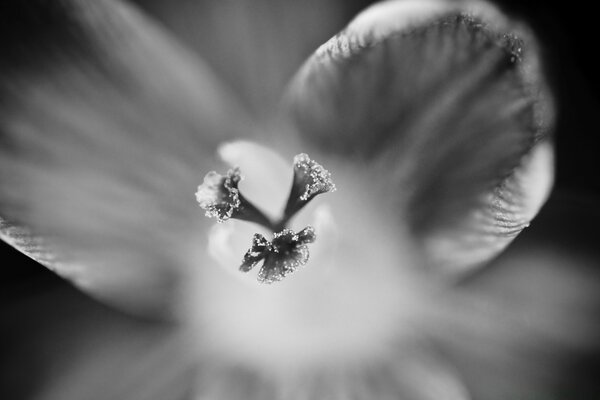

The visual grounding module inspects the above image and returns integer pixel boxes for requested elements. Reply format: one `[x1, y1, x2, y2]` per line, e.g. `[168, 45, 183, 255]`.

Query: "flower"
[2, 0, 598, 399]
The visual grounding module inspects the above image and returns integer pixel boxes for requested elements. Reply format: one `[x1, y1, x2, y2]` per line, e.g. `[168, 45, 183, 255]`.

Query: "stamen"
[282, 154, 336, 225]
[195, 168, 242, 222]
[196, 168, 273, 228]
[240, 227, 317, 284]
[240, 233, 271, 272]
[294, 153, 337, 201]
[197, 150, 335, 283]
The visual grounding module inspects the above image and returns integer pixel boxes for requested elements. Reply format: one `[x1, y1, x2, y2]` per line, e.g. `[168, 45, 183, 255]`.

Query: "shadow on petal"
[284, 0, 554, 276]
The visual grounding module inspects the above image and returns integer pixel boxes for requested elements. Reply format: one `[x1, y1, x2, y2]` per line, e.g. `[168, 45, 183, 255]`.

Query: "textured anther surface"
[240, 226, 316, 284]
[196, 168, 242, 222]
[293, 153, 337, 201]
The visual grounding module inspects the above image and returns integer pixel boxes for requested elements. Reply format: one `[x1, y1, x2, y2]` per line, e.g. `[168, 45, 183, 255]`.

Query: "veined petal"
[132, 0, 347, 116]
[423, 141, 553, 275]
[284, 0, 554, 275]
[0, 0, 254, 316]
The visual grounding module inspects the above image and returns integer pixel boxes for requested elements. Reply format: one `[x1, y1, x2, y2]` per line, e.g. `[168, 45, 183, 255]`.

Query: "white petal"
[285, 0, 554, 276]
[0, 0, 254, 316]
[135, 0, 347, 115]
[423, 140, 554, 275]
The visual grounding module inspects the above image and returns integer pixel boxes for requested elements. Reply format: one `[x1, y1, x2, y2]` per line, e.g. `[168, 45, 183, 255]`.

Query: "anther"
[281, 154, 336, 227]
[195, 168, 273, 228]
[240, 227, 317, 284]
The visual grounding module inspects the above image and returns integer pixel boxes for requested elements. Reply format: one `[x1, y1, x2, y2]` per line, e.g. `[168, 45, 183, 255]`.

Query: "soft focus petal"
[284, 0, 554, 275]
[132, 0, 348, 116]
[0, 217, 64, 275]
[39, 330, 196, 400]
[432, 206, 600, 398]
[0, 0, 253, 316]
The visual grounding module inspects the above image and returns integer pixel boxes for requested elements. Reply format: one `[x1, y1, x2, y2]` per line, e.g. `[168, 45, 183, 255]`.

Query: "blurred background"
[1, 0, 599, 399]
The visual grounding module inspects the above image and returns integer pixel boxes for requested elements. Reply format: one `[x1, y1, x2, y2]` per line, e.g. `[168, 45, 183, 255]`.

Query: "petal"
[429, 208, 600, 398]
[132, 0, 348, 115]
[284, 0, 554, 274]
[0, 217, 64, 276]
[423, 140, 553, 275]
[389, 351, 471, 400]
[0, 0, 253, 316]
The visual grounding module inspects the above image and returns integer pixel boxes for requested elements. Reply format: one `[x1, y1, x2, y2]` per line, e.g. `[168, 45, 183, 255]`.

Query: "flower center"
[183, 141, 430, 376]
[195, 152, 336, 283]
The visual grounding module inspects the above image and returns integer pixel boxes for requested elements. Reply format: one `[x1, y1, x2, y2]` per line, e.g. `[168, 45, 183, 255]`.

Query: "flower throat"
[196, 153, 336, 284]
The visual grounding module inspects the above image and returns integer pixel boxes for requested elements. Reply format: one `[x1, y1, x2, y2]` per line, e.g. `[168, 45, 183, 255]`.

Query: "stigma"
[196, 153, 335, 283]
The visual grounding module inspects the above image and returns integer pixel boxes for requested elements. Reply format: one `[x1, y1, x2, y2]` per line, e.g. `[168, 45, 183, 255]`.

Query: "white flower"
[3, 1, 594, 400]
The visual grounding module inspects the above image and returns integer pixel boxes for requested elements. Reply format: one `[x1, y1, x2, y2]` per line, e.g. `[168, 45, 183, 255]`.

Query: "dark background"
[497, 0, 600, 196]
[1, 1, 599, 399]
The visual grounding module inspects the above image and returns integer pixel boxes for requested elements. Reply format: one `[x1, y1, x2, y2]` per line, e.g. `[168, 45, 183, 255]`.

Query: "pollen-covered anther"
[239, 226, 317, 284]
[240, 233, 271, 272]
[195, 168, 242, 222]
[280, 154, 336, 225]
[293, 153, 337, 201]
[196, 167, 274, 228]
